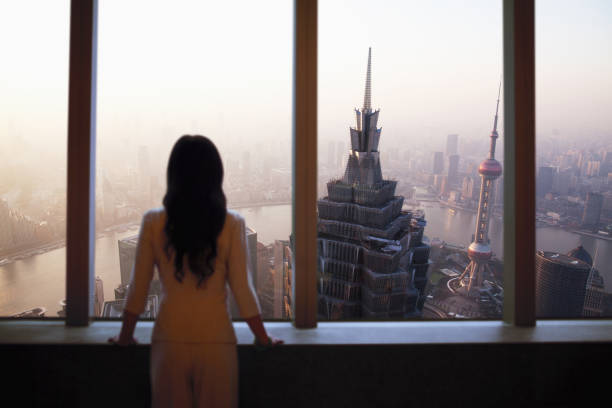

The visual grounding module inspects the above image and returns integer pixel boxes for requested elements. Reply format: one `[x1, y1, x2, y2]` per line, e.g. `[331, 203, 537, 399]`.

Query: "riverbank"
[568, 228, 612, 242]
[533, 222, 612, 242]
[228, 200, 291, 210]
[0, 239, 66, 266]
[0, 201, 293, 266]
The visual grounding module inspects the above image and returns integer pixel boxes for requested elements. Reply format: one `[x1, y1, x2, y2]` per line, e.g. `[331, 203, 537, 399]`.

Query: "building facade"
[581, 192, 603, 228]
[535, 250, 591, 318]
[317, 48, 429, 319]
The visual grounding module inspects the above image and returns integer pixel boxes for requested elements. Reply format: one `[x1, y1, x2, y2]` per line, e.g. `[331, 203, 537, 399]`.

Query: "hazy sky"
[1, 0, 611, 190]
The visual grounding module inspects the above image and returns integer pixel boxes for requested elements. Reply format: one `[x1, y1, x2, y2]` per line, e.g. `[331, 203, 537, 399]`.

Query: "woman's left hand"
[108, 335, 138, 346]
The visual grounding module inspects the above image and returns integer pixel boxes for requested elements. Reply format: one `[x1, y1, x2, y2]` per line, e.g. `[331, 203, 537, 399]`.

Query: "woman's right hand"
[254, 335, 283, 350]
[259, 336, 283, 346]
[245, 314, 283, 349]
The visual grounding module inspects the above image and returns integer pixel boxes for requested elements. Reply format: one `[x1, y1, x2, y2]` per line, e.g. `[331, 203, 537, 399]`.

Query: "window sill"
[1, 319, 611, 345]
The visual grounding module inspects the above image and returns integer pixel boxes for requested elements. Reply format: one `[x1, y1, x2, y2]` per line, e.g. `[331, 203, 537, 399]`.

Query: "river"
[1, 204, 610, 316]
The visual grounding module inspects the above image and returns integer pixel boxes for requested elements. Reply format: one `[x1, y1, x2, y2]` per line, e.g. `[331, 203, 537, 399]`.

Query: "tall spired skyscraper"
[449, 83, 503, 297]
[317, 48, 429, 319]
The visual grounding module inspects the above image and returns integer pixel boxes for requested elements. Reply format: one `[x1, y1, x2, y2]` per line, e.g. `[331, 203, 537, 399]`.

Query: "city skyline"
[2, 1, 612, 193]
[1, 1, 611, 318]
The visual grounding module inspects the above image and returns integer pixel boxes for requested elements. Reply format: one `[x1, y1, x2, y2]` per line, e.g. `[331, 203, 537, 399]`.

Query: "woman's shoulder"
[225, 209, 245, 230]
[142, 207, 242, 235]
[142, 207, 166, 228]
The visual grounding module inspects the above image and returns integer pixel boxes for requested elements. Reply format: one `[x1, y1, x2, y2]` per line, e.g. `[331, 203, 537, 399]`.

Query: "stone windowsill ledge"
[1, 320, 611, 345]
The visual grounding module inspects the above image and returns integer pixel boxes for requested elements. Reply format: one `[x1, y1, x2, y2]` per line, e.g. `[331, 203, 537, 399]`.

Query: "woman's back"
[123, 208, 259, 343]
[112, 135, 279, 408]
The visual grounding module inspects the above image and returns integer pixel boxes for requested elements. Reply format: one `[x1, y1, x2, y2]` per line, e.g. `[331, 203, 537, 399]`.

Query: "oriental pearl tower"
[449, 83, 503, 297]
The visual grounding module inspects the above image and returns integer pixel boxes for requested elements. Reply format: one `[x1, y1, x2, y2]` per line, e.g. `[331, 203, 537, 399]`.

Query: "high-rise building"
[0, 199, 13, 249]
[256, 241, 275, 317]
[118, 235, 139, 286]
[0, 199, 45, 250]
[432, 151, 444, 175]
[317, 48, 427, 319]
[440, 175, 451, 196]
[461, 176, 473, 201]
[228, 226, 258, 318]
[433, 174, 445, 192]
[116, 234, 160, 317]
[586, 161, 601, 177]
[446, 134, 458, 156]
[566, 246, 605, 317]
[447, 154, 460, 185]
[246, 227, 257, 291]
[602, 192, 612, 219]
[273, 239, 292, 320]
[535, 250, 591, 318]
[583, 268, 605, 317]
[581, 192, 603, 228]
[601, 151, 612, 176]
[553, 168, 572, 195]
[449, 83, 502, 298]
[94, 276, 104, 317]
[461, 175, 481, 203]
[537, 166, 555, 197]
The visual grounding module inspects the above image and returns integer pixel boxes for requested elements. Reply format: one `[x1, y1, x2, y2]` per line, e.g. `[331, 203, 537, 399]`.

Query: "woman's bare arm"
[108, 310, 139, 346]
[244, 314, 283, 346]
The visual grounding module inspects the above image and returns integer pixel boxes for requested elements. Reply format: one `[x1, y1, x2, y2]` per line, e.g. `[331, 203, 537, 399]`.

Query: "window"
[535, 0, 612, 318]
[8, 0, 607, 330]
[0, 1, 70, 318]
[95, 0, 293, 320]
[317, 0, 504, 320]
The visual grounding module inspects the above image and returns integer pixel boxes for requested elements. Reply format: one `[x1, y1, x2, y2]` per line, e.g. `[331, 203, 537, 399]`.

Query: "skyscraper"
[447, 154, 460, 185]
[432, 151, 444, 175]
[118, 235, 139, 286]
[448, 83, 502, 297]
[535, 250, 591, 318]
[537, 166, 555, 197]
[446, 134, 458, 156]
[601, 151, 612, 176]
[229, 227, 258, 318]
[273, 239, 293, 320]
[94, 276, 104, 317]
[553, 168, 572, 195]
[317, 48, 427, 319]
[565, 246, 605, 317]
[115, 234, 161, 317]
[581, 192, 603, 229]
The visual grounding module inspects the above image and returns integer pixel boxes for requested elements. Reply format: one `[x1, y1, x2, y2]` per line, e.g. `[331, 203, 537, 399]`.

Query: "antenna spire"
[488, 79, 502, 159]
[492, 79, 501, 133]
[362, 47, 372, 112]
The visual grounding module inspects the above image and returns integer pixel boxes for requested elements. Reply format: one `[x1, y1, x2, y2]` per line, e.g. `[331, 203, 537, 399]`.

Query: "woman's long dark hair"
[163, 135, 227, 286]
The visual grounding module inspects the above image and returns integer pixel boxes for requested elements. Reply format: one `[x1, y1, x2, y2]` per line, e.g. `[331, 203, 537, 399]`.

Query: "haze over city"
[1, 0, 611, 318]
[1, 1, 611, 192]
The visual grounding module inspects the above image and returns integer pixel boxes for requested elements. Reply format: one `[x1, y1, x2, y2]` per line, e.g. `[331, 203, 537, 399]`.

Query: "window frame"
[60, 0, 545, 329]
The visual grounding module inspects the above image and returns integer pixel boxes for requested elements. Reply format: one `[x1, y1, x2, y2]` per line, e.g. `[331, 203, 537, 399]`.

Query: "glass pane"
[96, 0, 292, 320]
[318, 0, 504, 320]
[0, 1, 70, 318]
[535, 0, 612, 318]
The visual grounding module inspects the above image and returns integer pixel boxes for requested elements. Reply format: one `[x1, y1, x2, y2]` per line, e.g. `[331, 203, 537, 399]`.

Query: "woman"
[109, 135, 282, 407]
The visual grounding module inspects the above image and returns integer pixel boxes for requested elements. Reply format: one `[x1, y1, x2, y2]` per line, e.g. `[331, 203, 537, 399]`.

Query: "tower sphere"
[478, 158, 502, 177]
[468, 242, 493, 261]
